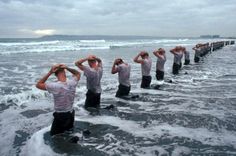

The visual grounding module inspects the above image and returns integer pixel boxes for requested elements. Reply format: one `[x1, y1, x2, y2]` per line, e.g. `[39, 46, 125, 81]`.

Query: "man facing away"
[111, 58, 131, 97]
[133, 51, 152, 88]
[153, 48, 166, 80]
[75, 55, 103, 109]
[193, 44, 201, 63]
[170, 46, 183, 75]
[182, 47, 190, 65]
[36, 64, 81, 136]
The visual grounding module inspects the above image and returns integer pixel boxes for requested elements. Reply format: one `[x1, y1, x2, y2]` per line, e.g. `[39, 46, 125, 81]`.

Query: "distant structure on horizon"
[200, 35, 220, 38]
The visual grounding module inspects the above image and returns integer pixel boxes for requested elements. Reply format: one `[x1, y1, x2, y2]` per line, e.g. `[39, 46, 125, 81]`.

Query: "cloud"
[34, 29, 56, 35]
[0, 0, 236, 37]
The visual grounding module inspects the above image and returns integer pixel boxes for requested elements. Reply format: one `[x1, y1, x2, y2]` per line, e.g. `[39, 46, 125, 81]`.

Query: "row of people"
[36, 40, 233, 136]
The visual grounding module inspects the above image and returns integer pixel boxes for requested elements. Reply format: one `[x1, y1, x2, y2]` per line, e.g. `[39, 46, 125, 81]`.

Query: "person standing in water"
[193, 44, 201, 63]
[111, 58, 131, 97]
[182, 47, 190, 65]
[75, 55, 103, 109]
[153, 48, 166, 80]
[170, 46, 183, 75]
[133, 51, 152, 88]
[36, 64, 81, 136]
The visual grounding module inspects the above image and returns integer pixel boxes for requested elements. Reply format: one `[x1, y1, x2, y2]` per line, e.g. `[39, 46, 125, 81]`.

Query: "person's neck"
[57, 74, 67, 82]
[58, 77, 66, 82]
[90, 63, 97, 69]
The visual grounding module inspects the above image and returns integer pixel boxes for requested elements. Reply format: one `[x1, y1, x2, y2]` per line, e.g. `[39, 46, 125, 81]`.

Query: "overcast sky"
[0, 0, 236, 38]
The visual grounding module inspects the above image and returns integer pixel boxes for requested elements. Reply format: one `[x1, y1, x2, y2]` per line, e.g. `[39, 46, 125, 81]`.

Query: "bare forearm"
[133, 54, 140, 62]
[66, 67, 80, 75]
[111, 63, 117, 74]
[96, 57, 101, 63]
[96, 57, 102, 67]
[75, 58, 87, 66]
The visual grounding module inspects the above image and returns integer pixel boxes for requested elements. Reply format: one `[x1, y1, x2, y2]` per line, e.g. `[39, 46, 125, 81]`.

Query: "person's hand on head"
[50, 64, 59, 73]
[59, 64, 67, 69]
[115, 58, 121, 65]
[88, 55, 96, 60]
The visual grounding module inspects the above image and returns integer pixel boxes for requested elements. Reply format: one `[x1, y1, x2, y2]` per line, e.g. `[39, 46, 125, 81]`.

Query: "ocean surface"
[0, 37, 236, 156]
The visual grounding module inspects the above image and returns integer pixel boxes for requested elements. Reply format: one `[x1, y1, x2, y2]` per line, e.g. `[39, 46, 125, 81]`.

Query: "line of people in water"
[36, 40, 234, 136]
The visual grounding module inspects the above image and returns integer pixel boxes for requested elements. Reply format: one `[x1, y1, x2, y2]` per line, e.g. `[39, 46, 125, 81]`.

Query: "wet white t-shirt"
[117, 63, 131, 87]
[46, 77, 78, 112]
[84, 66, 103, 93]
[141, 57, 152, 76]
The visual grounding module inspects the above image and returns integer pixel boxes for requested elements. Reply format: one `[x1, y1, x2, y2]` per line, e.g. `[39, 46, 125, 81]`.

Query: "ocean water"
[0, 37, 236, 156]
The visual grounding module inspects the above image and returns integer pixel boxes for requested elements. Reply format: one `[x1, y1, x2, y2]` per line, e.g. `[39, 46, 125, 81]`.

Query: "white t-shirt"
[46, 77, 78, 112]
[83, 66, 103, 93]
[141, 57, 152, 76]
[117, 63, 131, 87]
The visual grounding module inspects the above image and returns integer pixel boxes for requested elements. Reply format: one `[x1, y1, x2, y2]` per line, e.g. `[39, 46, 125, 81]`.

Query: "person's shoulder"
[67, 77, 79, 86]
[46, 81, 61, 91]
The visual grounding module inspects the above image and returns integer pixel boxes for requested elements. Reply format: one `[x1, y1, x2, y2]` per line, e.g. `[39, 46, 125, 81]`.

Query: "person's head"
[140, 51, 149, 59]
[54, 67, 66, 80]
[88, 57, 97, 68]
[182, 47, 186, 51]
[116, 58, 124, 65]
[176, 46, 182, 51]
[158, 48, 165, 55]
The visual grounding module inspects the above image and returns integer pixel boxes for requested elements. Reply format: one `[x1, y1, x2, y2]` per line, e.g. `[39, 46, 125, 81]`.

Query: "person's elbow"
[111, 70, 116, 74]
[76, 73, 81, 81]
[36, 83, 40, 89]
[36, 82, 46, 90]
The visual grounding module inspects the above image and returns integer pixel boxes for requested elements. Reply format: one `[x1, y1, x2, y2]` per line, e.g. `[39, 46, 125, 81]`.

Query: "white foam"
[75, 116, 236, 148]
[0, 40, 60, 46]
[79, 40, 106, 43]
[20, 127, 60, 156]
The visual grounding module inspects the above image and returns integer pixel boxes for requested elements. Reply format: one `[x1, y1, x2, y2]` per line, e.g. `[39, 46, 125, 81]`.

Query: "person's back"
[193, 45, 201, 63]
[75, 55, 103, 109]
[141, 57, 152, 76]
[134, 51, 152, 88]
[117, 63, 131, 87]
[154, 48, 166, 80]
[170, 47, 182, 75]
[36, 64, 80, 136]
[183, 47, 190, 65]
[111, 58, 131, 97]
[47, 78, 78, 112]
[156, 54, 166, 72]
[83, 66, 103, 93]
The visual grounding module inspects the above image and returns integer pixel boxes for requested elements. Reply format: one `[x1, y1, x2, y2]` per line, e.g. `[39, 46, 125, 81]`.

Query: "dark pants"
[50, 110, 75, 136]
[184, 59, 190, 65]
[172, 63, 179, 75]
[179, 62, 182, 69]
[85, 90, 101, 109]
[141, 76, 152, 88]
[116, 84, 130, 97]
[156, 70, 164, 80]
[194, 56, 200, 63]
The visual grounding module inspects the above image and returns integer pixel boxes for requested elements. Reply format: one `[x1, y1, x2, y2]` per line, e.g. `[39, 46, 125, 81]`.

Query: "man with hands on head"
[170, 46, 183, 75]
[133, 51, 152, 88]
[36, 64, 81, 136]
[153, 48, 166, 80]
[75, 55, 103, 109]
[111, 58, 131, 97]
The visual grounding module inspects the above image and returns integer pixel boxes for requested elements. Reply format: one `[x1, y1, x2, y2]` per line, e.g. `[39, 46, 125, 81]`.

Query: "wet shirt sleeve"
[83, 66, 90, 77]
[46, 82, 60, 94]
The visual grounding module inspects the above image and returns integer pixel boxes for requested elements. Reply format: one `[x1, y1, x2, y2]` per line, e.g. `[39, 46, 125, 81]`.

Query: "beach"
[0, 37, 236, 155]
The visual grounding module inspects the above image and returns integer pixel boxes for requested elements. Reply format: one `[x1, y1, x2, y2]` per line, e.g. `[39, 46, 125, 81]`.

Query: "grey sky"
[0, 0, 236, 38]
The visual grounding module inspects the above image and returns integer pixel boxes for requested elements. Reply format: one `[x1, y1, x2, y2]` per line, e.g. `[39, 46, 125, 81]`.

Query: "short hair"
[54, 68, 64, 76]
[141, 51, 149, 57]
